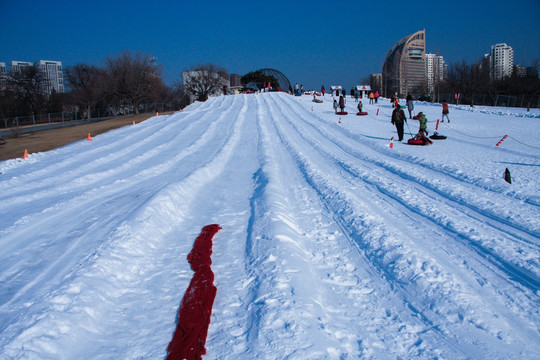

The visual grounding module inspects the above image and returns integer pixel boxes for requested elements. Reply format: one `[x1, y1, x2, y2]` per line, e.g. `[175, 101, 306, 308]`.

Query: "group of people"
[391, 94, 451, 142]
[333, 95, 347, 113]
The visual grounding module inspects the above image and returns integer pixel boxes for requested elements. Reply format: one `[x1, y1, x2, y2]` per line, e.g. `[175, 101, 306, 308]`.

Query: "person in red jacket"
[442, 100, 450, 122]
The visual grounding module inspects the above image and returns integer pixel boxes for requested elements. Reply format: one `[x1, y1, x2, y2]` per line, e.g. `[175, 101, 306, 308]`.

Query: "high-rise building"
[425, 54, 446, 98]
[9, 60, 64, 95]
[10, 60, 34, 73]
[382, 29, 426, 97]
[490, 43, 513, 81]
[370, 73, 382, 92]
[0, 62, 6, 90]
[230, 73, 242, 87]
[39, 60, 64, 94]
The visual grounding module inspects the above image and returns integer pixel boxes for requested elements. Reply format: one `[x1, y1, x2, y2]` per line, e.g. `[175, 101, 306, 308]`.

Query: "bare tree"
[65, 64, 105, 119]
[8, 64, 47, 115]
[183, 63, 228, 102]
[105, 50, 163, 114]
[443, 61, 486, 105]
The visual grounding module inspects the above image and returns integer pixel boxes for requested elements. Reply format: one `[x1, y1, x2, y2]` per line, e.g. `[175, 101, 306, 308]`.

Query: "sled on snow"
[429, 132, 447, 140]
[356, 112, 368, 116]
[407, 132, 433, 145]
[413, 115, 419, 120]
[312, 99, 323, 103]
[336, 111, 348, 115]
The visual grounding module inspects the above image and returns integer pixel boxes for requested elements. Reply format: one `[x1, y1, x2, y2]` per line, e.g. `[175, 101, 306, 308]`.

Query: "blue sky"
[1, 0, 539, 90]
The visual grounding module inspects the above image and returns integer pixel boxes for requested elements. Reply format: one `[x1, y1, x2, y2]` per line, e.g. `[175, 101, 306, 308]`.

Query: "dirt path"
[0, 113, 167, 161]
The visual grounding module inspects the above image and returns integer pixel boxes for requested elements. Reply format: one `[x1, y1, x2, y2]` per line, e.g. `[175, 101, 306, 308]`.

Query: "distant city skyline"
[1, 0, 539, 90]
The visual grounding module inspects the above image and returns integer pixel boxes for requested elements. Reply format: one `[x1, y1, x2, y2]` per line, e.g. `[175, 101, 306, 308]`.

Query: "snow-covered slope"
[1, 92, 539, 359]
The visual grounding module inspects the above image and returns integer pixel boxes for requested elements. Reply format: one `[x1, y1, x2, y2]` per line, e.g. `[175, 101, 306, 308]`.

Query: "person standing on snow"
[442, 100, 450, 122]
[391, 105, 407, 141]
[416, 111, 428, 135]
[374, 91, 379, 104]
[333, 98, 339, 114]
[357, 100, 363, 113]
[339, 95, 346, 112]
[406, 93, 414, 119]
[321, 85, 325, 96]
[369, 91, 374, 104]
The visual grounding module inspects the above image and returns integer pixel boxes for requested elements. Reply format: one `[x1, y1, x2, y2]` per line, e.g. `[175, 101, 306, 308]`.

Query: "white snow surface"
[1, 92, 539, 359]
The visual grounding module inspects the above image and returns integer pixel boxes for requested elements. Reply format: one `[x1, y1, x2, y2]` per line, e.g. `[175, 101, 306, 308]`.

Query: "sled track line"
[253, 95, 470, 357]
[271, 95, 539, 245]
[265, 94, 540, 295]
[276, 94, 539, 239]
[0, 95, 241, 210]
[262, 98, 473, 357]
[268, 96, 540, 287]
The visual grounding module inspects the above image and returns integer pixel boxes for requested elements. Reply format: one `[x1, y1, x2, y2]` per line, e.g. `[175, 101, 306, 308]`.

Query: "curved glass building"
[259, 68, 292, 91]
[382, 29, 426, 97]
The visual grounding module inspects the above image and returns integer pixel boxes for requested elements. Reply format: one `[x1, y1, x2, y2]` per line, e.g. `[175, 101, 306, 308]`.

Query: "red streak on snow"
[166, 224, 222, 360]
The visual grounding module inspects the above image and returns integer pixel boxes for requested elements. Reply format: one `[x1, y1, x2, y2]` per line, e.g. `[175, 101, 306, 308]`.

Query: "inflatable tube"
[312, 99, 323, 103]
[407, 138, 429, 145]
[336, 111, 348, 115]
[356, 112, 368, 116]
[400, 105, 406, 109]
[429, 134, 447, 140]
[413, 115, 419, 120]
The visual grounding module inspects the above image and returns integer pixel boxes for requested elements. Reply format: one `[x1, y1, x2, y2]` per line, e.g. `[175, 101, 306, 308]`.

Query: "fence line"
[436, 93, 540, 108]
[0, 102, 182, 138]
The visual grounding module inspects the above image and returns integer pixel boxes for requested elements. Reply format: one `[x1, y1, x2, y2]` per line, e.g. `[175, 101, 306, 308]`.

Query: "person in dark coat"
[391, 106, 407, 141]
[339, 95, 346, 112]
[406, 93, 414, 119]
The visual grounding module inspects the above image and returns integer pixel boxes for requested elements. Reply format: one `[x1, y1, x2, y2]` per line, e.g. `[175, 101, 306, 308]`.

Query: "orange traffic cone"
[22, 149, 28, 159]
[338, 117, 342, 124]
[376, 108, 380, 116]
[389, 137, 394, 148]
[435, 119, 440, 131]
[87, 133, 92, 141]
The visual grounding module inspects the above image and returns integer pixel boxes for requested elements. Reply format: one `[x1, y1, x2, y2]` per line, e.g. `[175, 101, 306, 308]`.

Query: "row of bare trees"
[0, 51, 196, 119]
[419, 61, 540, 109]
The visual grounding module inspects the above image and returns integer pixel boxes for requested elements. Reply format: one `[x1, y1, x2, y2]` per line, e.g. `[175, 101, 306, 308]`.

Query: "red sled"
[407, 138, 427, 145]
[336, 111, 348, 115]
[356, 112, 368, 116]
[413, 115, 419, 119]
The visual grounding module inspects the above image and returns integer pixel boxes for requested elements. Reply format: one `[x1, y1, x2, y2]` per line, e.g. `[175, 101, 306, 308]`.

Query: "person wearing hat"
[416, 112, 428, 135]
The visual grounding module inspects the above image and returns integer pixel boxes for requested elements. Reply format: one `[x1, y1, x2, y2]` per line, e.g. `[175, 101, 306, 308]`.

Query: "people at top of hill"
[406, 93, 414, 119]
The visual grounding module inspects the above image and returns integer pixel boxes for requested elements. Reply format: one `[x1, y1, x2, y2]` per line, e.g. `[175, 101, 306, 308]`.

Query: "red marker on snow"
[496, 135, 508, 146]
